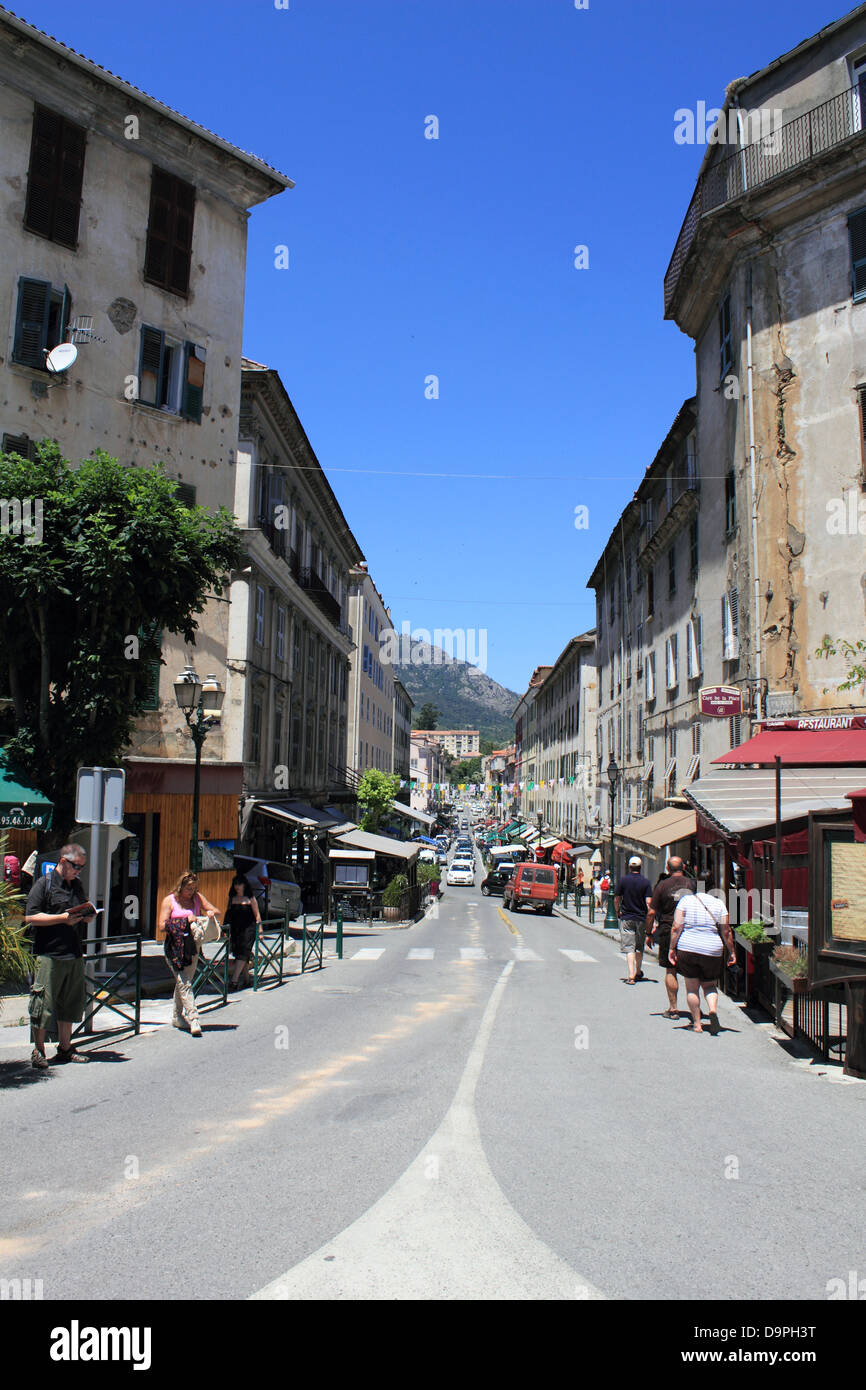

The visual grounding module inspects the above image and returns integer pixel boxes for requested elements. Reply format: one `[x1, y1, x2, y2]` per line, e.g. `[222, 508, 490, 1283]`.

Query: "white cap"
[628, 856, 641, 867]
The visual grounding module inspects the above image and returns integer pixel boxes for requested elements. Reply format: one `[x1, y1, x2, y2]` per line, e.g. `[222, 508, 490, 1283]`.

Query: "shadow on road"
[0, 1058, 53, 1089]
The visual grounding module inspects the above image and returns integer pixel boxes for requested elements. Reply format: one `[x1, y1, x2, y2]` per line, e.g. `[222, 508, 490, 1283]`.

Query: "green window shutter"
[138, 326, 164, 406]
[850, 209, 866, 301]
[13, 278, 51, 368]
[24, 106, 86, 247]
[137, 624, 162, 711]
[174, 482, 196, 507]
[181, 342, 205, 423]
[2, 433, 36, 459]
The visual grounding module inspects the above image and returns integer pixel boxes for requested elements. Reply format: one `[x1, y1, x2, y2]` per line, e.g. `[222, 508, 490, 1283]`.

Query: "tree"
[815, 635, 866, 691]
[0, 445, 242, 836]
[415, 702, 440, 730]
[452, 756, 482, 784]
[357, 769, 401, 832]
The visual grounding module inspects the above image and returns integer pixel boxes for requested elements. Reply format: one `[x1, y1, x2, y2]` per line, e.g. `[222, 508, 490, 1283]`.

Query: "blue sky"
[17, 0, 849, 694]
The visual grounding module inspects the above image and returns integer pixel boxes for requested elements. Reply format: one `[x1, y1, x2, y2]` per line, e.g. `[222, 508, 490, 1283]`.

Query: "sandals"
[661, 1009, 679, 1020]
[55, 1046, 90, 1063]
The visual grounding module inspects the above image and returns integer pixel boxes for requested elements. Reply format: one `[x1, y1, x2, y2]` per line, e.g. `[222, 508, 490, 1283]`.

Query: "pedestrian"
[158, 871, 220, 1037]
[24, 843, 95, 1068]
[576, 866, 585, 909]
[225, 874, 261, 991]
[668, 889, 735, 1033]
[592, 871, 603, 910]
[614, 855, 653, 985]
[646, 855, 696, 1019]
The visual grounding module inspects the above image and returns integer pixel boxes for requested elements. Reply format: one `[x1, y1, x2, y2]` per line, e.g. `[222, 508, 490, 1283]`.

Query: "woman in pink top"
[159, 871, 220, 1037]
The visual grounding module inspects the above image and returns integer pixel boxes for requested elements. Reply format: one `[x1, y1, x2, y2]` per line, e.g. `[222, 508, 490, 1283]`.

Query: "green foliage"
[357, 769, 401, 832]
[816, 635, 866, 691]
[0, 445, 242, 829]
[382, 872, 409, 907]
[737, 920, 769, 943]
[452, 756, 482, 783]
[415, 702, 441, 730]
[0, 835, 33, 991]
[773, 944, 808, 978]
[417, 862, 440, 884]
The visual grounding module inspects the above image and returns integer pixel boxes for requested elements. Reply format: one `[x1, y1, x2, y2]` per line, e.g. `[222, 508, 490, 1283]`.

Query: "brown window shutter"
[144, 167, 195, 296]
[24, 106, 85, 247]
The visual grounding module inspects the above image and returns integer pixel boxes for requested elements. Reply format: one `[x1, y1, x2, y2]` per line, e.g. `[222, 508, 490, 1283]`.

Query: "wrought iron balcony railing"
[665, 84, 866, 314]
[299, 567, 342, 627]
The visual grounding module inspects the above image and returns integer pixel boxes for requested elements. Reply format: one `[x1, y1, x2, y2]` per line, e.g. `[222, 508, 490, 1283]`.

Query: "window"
[687, 616, 702, 678]
[692, 720, 702, 756]
[138, 332, 204, 424]
[722, 589, 739, 660]
[729, 714, 742, 749]
[250, 700, 262, 764]
[645, 650, 656, 701]
[668, 545, 677, 598]
[725, 471, 737, 532]
[12, 278, 70, 370]
[689, 518, 699, 575]
[642, 497, 654, 543]
[858, 386, 866, 485]
[174, 482, 196, 508]
[850, 208, 866, 302]
[719, 293, 733, 376]
[1, 433, 38, 460]
[335, 863, 369, 886]
[254, 586, 265, 646]
[647, 569, 655, 618]
[626, 556, 633, 603]
[144, 167, 195, 296]
[25, 106, 86, 248]
[853, 54, 866, 130]
[273, 707, 284, 768]
[136, 624, 162, 712]
[276, 606, 286, 662]
[665, 634, 679, 690]
[293, 622, 302, 679]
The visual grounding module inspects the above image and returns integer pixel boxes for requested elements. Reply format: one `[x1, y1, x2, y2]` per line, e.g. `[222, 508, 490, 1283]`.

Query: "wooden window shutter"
[858, 386, 866, 483]
[174, 482, 196, 508]
[181, 342, 205, 422]
[2, 433, 37, 460]
[144, 167, 195, 296]
[850, 210, 866, 300]
[138, 326, 164, 405]
[13, 278, 51, 367]
[24, 106, 86, 247]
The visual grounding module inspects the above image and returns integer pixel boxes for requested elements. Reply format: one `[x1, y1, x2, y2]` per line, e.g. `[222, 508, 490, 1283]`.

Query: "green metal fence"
[71, 934, 142, 1042]
[191, 936, 229, 1008]
[301, 915, 324, 972]
[251, 914, 291, 990]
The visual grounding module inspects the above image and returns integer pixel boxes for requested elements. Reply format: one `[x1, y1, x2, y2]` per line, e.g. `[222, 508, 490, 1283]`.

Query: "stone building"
[347, 564, 397, 778]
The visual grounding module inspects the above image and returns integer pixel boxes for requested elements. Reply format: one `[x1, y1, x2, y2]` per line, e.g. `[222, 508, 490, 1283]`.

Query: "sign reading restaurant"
[760, 716, 866, 731]
[699, 685, 743, 717]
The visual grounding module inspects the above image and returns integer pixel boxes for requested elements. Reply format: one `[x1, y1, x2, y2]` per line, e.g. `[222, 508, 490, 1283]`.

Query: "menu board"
[829, 841, 866, 942]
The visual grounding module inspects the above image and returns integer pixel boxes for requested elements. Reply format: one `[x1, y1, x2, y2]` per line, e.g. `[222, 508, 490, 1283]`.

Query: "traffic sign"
[75, 767, 125, 825]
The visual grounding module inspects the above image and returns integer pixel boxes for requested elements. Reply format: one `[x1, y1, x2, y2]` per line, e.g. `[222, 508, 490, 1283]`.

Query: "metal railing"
[251, 912, 293, 990]
[665, 85, 866, 313]
[72, 934, 142, 1042]
[191, 937, 229, 1007]
[302, 915, 324, 972]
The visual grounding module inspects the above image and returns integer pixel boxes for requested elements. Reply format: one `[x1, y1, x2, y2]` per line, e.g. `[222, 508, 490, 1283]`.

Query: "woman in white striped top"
[669, 892, 735, 1034]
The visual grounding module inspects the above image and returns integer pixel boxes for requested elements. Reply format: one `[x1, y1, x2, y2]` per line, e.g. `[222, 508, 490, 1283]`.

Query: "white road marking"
[559, 949, 598, 963]
[251, 960, 604, 1301]
[512, 947, 543, 961]
[350, 948, 386, 960]
[459, 948, 487, 960]
[407, 949, 434, 960]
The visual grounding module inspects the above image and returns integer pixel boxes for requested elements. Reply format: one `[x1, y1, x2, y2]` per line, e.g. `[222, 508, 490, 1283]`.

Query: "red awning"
[713, 729, 866, 766]
[550, 840, 572, 863]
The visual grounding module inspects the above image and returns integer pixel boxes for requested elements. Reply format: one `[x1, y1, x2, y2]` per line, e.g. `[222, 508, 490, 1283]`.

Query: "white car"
[447, 862, 475, 886]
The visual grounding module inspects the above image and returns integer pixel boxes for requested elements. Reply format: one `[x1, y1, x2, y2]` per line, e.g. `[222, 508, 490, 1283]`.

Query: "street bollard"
[336, 907, 343, 960]
[588, 893, 595, 924]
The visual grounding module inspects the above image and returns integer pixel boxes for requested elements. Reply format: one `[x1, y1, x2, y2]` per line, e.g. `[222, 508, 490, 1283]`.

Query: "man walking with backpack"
[615, 856, 653, 986]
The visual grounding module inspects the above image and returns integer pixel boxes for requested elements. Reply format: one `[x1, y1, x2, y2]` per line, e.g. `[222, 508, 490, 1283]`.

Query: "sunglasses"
[62, 856, 85, 870]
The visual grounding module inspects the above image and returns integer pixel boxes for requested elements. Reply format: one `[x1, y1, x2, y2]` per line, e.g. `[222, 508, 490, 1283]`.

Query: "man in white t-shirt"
[669, 891, 735, 1034]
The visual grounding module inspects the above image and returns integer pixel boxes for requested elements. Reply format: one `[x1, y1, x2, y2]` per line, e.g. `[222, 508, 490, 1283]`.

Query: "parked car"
[481, 867, 514, 897]
[447, 861, 475, 887]
[233, 856, 302, 919]
[503, 862, 558, 914]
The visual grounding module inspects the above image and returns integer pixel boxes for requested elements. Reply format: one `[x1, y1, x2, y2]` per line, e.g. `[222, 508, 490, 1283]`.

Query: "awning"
[520, 827, 539, 842]
[713, 728, 866, 765]
[253, 800, 350, 831]
[390, 802, 436, 827]
[539, 835, 560, 849]
[412, 835, 438, 846]
[614, 805, 696, 850]
[329, 849, 375, 861]
[0, 752, 53, 831]
[685, 766, 866, 837]
[332, 829, 419, 861]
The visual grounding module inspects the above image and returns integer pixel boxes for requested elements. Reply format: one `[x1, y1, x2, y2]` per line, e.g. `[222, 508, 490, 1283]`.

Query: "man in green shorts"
[25, 844, 95, 1067]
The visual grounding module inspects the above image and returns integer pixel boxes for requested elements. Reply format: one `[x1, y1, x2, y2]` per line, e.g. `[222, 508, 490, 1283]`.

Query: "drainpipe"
[745, 265, 764, 722]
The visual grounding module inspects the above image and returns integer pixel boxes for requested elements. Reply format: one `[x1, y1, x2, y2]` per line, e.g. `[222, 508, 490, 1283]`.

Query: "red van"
[503, 862, 558, 914]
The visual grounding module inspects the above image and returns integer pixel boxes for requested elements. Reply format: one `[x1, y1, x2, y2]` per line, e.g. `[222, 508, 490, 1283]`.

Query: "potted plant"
[382, 873, 409, 923]
[734, 920, 776, 954]
[770, 944, 809, 994]
[0, 837, 33, 1020]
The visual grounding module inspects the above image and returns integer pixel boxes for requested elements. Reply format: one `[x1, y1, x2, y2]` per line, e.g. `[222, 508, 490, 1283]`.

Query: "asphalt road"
[2, 875, 865, 1301]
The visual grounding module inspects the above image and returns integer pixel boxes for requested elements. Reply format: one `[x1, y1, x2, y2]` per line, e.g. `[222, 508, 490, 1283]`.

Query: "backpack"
[3, 853, 20, 886]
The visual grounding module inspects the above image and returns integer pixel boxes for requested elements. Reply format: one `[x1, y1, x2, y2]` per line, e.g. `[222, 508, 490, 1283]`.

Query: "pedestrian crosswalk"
[348, 945, 597, 964]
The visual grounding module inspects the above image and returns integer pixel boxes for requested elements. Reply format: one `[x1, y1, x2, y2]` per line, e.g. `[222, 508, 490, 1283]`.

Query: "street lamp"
[174, 666, 225, 871]
[604, 755, 619, 929]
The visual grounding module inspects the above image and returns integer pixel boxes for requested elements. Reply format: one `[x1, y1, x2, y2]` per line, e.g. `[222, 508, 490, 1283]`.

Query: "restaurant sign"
[699, 685, 742, 717]
[761, 715, 866, 731]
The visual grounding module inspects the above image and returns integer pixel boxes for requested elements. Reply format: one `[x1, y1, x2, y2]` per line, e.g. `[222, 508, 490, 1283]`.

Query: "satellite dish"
[45, 342, 78, 374]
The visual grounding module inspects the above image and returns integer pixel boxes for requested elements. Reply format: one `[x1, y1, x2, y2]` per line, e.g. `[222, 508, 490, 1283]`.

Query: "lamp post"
[604, 755, 619, 928]
[174, 667, 225, 871]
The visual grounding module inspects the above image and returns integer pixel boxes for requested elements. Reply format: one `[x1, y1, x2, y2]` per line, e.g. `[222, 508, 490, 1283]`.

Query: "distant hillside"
[393, 643, 518, 748]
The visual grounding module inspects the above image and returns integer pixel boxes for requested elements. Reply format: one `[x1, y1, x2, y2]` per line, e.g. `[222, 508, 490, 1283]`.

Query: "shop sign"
[699, 686, 742, 717]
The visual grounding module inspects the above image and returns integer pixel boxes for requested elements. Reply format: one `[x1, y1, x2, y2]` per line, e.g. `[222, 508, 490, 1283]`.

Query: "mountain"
[393, 643, 519, 748]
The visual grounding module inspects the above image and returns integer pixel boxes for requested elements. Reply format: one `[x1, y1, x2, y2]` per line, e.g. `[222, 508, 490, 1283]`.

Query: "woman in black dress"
[225, 875, 261, 990]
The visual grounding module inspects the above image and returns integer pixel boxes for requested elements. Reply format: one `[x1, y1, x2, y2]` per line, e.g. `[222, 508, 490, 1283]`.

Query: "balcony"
[257, 514, 287, 560]
[665, 85, 866, 316]
[299, 566, 342, 628]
